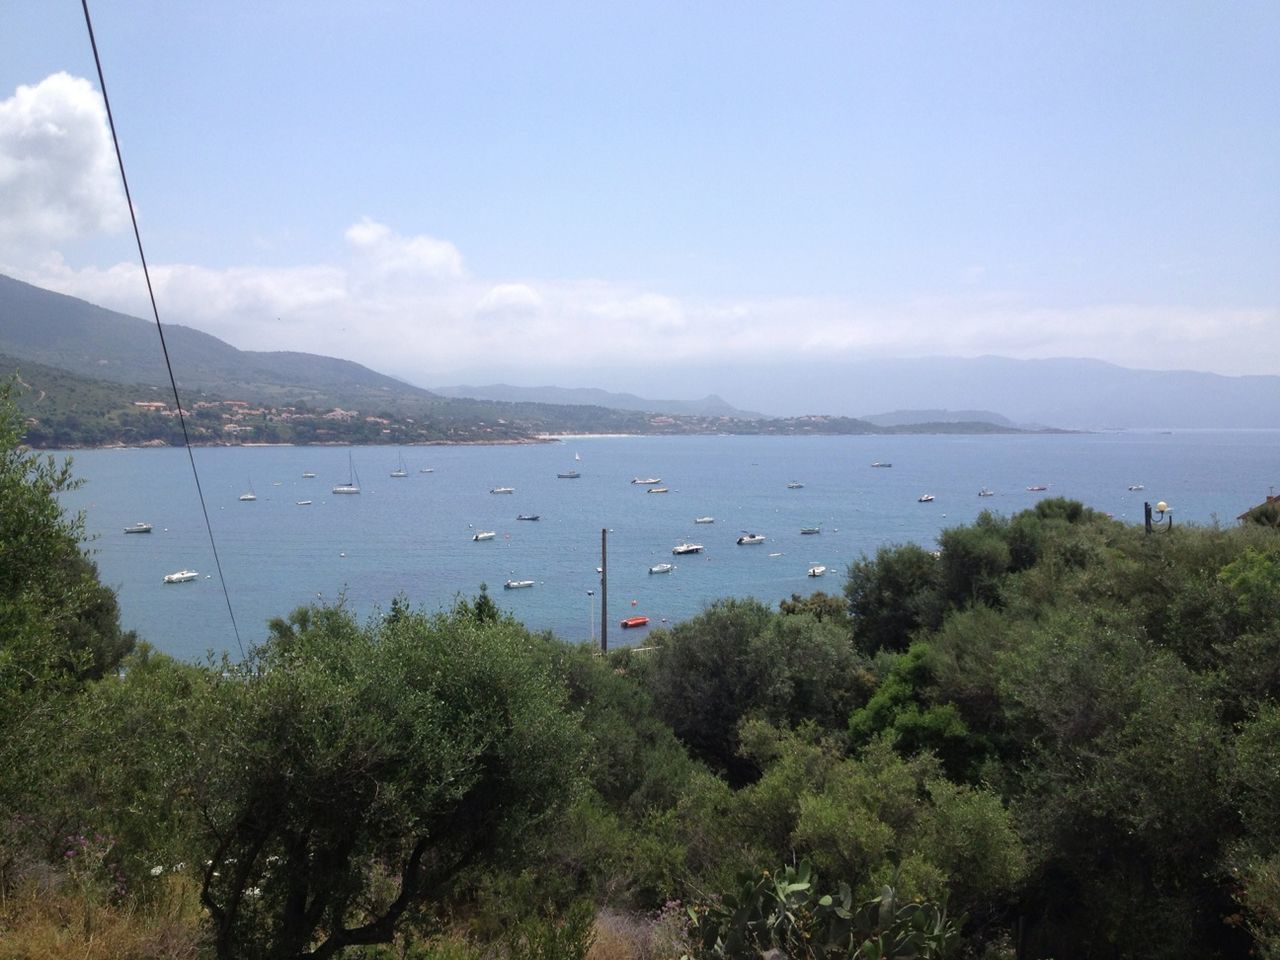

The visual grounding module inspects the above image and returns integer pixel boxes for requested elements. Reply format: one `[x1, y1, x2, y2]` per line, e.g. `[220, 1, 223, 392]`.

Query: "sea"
[52, 431, 1279, 662]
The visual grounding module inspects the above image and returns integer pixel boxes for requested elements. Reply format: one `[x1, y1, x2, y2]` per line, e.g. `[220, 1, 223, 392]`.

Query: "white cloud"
[477, 283, 541, 315]
[344, 217, 464, 283]
[0, 73, 125, 254]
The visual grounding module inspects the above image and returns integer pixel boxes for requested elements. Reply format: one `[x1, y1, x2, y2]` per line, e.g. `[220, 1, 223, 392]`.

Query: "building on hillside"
[1238, 493, 1280, 527]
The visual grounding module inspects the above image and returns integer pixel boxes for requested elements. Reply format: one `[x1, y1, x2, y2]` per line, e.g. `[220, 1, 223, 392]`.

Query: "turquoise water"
[55, 431, 1279, 661]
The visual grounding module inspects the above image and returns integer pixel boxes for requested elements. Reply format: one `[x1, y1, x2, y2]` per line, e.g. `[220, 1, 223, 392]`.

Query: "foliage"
[176, 604, 586, 959]
[685, 861, 962, 960]
[844, 544, 941, 656]
[643, 599, 869, 783]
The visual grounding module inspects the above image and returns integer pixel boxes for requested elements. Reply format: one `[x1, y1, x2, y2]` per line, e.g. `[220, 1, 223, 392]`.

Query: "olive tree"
[182, 604, 586, 960]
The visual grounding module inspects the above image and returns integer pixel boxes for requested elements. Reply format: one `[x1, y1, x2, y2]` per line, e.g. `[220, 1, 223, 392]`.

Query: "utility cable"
[81, 0, 245, 659]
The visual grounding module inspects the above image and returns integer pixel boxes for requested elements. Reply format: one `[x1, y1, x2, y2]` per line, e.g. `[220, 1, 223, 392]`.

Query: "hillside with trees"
[3, 377, 1279, 958]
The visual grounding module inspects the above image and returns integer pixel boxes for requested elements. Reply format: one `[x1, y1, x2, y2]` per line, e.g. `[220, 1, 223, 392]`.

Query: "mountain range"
[2, 272, 1277, 430]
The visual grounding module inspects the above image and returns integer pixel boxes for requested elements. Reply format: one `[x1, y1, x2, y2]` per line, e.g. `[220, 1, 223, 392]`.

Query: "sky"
[1, 1, 1277, 407]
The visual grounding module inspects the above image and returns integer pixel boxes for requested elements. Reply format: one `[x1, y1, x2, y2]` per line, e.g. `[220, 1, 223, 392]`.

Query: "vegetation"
[5, 353, 1031, 449]
[4, 380, 1280, 958]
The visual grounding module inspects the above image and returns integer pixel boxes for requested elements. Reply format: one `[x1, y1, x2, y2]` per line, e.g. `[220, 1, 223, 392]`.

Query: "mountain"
[613, 356, 1279, 429]
[0, 273, 434, 409]
[431, 383, 764, 419]
[860, 409, 1021, 429]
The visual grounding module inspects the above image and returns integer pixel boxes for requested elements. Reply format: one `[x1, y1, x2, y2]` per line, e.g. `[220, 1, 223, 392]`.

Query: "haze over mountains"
[2, 273, 1276, 430]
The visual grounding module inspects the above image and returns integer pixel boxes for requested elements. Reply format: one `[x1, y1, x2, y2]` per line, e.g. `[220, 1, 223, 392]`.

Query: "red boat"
[620, 615, 650, 629]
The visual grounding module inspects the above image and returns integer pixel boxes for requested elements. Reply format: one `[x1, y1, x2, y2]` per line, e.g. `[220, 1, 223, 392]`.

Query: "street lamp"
[1144, 500, 1173, 533]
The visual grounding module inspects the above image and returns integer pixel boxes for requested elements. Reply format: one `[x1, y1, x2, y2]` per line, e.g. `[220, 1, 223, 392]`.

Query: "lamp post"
[1144, 500, 1173, 533]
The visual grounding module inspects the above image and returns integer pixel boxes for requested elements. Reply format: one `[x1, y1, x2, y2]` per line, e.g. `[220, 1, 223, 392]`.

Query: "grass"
[0, 873, 204, 960]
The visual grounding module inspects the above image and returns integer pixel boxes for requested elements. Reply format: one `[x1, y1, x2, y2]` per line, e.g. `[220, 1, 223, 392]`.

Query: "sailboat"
[239, 480, 257, 502]
[390, 452, 408, 477]
[333, 453, 361, 494]
[574, 451, 581, 462]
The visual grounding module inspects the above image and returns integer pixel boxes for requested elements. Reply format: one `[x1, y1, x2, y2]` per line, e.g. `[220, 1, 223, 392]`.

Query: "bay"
[54, 430, 1279, 661]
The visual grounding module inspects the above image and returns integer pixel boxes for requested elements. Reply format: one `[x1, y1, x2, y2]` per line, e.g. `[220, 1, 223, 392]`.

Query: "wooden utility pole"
[600, 527, 608, 653]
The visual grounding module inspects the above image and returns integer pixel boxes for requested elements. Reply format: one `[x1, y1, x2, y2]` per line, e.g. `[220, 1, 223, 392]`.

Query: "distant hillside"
[0, 273, 434, 410]
[860, 408, 1020, 429]
[633, 356, 1280, 429]
[432, 383, 764, 419]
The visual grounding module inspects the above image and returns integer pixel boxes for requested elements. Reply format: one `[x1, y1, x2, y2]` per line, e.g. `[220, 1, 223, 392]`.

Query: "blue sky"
[2, 1, 1277, 402]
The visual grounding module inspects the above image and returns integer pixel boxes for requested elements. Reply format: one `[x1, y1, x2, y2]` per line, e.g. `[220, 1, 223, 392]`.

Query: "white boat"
[333, 453, 361, 494]
[390, 453, 408, 477]
[737, 533, 767, 545]
[557, 470, 581, 479]
[473, 531, 496, 541]
[647, 487, 669, 494]
[871, 461, 892, 468]
[162, 569, 198, 584]
[978, 488, 995, 497]
[672, 542, 703, 555]
[574, 452, 582, 462]
[786, 481, 804, 489]
[1026, 484, 1049, 492]
[239, 480, 257, 502]
[503, 579, 535, 589]
[694, 516, 715, 524]
[808, 564, 827, 577]
[649, 563, 675, 574]
[800, 526, 821, 535]
[516, 514, 541, 521]
[917, 494, 935, 503]
[1128, 484, 1145, 491]
[302, 471, 317, 478]
[296, 500, 312, 506]
[124, 522, 152, 534]
[490, 486, 515, 494]
[420, 467, 434, 474]
[631, 477, 662, 485]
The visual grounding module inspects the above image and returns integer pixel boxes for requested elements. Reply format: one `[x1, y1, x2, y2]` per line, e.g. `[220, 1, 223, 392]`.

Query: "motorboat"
[420, 467, 434, 473]
[694, 516, 715, 524]
[917, 494, 935, 503]
[1128, 484, 1145, 491]
[516, 514, 541, 521]
[807, 565, 827, 577]
[333, 453, 361, 494]
[978, 488, 995, 497]
[472, 531, 496, 541]
[1026, 485, 1049, 492]
[800, 526, 821, 535]
[871, 461, 892, 468]
[296, 500, 313, 506]
[631, 477, 662, 485]
[646, 487, 669, 494]
[124, 522, 152, 534]
[620, 615, 650, 629]
[557, 471, 581, 479]
[649, 563, 675, 574]
[302, 471, 316, 478]
[490, 486, 515, 494]
[737, 533, 767, 545]
[786, 481, 804, 489]
[503, 579, 535, 589]
[162, 569, 198, 584]
[672, 542, 704, 555]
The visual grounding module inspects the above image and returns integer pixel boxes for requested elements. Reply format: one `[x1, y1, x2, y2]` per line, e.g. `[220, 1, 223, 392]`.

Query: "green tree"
[844, 544, 940, 656]
[180, 604, 586, 959]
